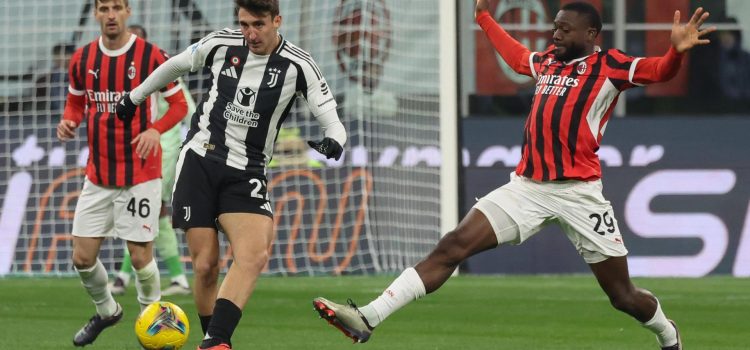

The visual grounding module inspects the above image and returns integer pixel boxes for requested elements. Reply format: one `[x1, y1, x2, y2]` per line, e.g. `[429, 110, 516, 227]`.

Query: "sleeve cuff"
[476, 10, 491, 22]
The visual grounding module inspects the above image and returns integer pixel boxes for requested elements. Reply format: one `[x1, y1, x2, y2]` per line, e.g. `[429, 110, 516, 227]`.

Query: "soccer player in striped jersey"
[109, 24, 195, 298]
[116, 1, 346, 349]
[313, 2, 713, 349]
[55, 0, 188, 346]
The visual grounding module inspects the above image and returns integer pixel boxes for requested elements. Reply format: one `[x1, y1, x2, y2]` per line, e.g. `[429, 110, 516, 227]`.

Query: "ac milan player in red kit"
[312, 1, 715, 349]
[55, 0, 187, 346]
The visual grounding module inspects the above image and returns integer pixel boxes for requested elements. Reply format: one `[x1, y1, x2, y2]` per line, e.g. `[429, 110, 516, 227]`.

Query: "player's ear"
[588, 28, 597, 40]
[274, 14, 282, 29]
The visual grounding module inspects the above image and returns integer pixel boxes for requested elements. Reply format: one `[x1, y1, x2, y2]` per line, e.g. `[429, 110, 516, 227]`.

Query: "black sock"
[201, 298, 242, 347]
[199, 314, 212, 335]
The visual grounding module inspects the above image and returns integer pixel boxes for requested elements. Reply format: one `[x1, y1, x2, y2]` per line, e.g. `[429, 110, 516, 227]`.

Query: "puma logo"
[88, 69, 100, 79]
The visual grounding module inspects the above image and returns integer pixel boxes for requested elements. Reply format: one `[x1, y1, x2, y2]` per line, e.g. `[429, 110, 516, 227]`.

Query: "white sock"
[116, 270, 131, 285]
[359, 267, 426, 327]
[171, 274, 189, 288]
[134, 259, 161, 309]
[642, 300, 677, 347]
[76, 259, 118, 317]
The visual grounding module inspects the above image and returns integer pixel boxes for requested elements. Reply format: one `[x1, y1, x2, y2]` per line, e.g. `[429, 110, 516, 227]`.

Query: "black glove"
[115, 92, 137, 122]
[307, 137, 343, 160]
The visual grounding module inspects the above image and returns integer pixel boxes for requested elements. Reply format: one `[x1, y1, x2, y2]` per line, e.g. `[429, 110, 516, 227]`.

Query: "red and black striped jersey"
[65, 34, 181, 187]
[477, 11, 683, 181]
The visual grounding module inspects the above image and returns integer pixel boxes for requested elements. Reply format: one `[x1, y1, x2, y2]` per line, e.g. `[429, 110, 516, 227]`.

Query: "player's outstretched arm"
[117, 50, 193, 122]
[671, 7, 716, 53]
[474, 0, 533, 77]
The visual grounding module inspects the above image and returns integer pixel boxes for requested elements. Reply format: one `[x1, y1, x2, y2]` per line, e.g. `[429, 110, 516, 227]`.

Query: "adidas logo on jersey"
[221, 66, 238, 79]
[260, 202, 272, 213]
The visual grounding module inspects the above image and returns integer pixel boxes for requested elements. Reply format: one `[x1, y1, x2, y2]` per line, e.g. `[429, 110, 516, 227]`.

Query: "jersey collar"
[98, 33, 136, 57]
[564, 45, 601, 65]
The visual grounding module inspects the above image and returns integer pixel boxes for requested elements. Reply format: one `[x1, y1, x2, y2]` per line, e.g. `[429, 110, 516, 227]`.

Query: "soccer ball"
[135, 301, 190, 350]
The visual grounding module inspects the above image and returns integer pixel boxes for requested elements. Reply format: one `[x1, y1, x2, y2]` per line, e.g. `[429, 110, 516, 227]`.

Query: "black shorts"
[172, 148, 272, 230]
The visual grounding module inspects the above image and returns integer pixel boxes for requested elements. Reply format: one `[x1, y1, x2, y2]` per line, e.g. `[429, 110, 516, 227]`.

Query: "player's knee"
[233, 250, 269, 273]
[192, 258, 219, 282]
[129, 254, 151, 270]
[609, 291, 637, 313]
[72, 253, 96, 270]
[128, 248, 153, 269]
[432, 230, 469, 264]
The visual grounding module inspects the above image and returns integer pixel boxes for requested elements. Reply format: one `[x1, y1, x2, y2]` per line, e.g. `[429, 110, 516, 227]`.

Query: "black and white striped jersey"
[182, 29, 338, 170]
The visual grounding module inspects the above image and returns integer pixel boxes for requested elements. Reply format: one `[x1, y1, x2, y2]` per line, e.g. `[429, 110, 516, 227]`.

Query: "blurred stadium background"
[1, 0, 749, 349]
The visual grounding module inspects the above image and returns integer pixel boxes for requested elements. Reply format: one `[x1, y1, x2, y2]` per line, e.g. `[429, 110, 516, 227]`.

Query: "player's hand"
[116, 92, 137, 122]
[671, 7, 716, 53]
[56, 119, 78, 141]
[308, 137, 343, 160]
[475, 0, 490, 18]
[132, 128, 161, 159]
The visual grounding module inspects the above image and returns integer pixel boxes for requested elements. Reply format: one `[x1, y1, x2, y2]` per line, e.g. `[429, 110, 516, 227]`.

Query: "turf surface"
[1, 275, 747, 349]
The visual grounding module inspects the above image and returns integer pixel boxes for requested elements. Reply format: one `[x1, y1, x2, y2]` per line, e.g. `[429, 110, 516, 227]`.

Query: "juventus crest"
[267, 68, 281, 88]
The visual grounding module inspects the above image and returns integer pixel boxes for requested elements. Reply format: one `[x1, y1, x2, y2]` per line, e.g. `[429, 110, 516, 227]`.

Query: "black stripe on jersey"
[207, 45, 248, 163]
[202, 35, 244, 67]
[123, 43, 136, 184]
[523, 62, 554, 179]
[77, 44, 91, 90]
[107, 54, 118, 185]
[245, 55, 291, 163]
[567, 53, 603, 167]
[91, 112, 105, 184]
[290, 62, 308, 98]
[533, 65, 565, 181]
[549, 65, 581, 179]
[205, 45, 227, 69]
[283, 45, 322, 80]
[521, 119, 534, 178]
[275, 40, 286, 55]
[605, 52, 631, 71]
[607, 78, 630, 91]
[91, 49, 104, 184]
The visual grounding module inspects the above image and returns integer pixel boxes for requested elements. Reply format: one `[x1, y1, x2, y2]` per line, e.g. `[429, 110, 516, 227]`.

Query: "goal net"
[1, 0, 443, 276]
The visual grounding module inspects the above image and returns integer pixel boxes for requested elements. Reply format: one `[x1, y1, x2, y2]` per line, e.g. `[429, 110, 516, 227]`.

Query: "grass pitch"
[0, 275, 747, 349]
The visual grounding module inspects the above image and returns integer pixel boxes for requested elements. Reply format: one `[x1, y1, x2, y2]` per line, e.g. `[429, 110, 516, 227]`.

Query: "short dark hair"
[561, 2, 602, 35]
[95, 0, 129, 7]
[128, 24, 147, 39]
[235, 0, 279, 17]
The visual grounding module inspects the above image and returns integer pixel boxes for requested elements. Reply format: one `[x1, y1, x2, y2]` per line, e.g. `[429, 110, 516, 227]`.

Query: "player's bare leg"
[72, 236, 123, 346]
[314, 209, 500, 342]
[186, 227, 221, 335]
[590, 256, 681, 349]
[126, 240, 160, 309]
[198, 213, 274, 349]
[414, 209, 498, 292]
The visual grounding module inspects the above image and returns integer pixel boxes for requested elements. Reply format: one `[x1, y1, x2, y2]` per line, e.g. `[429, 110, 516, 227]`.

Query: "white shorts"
[473, 172, 628, 264]
[72, 178, 161, 242]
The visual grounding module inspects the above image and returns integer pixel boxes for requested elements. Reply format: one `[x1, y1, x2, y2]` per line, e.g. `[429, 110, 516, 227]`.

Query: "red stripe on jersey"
[113, 47, 127, 186]
[69, 36, 176, 187]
